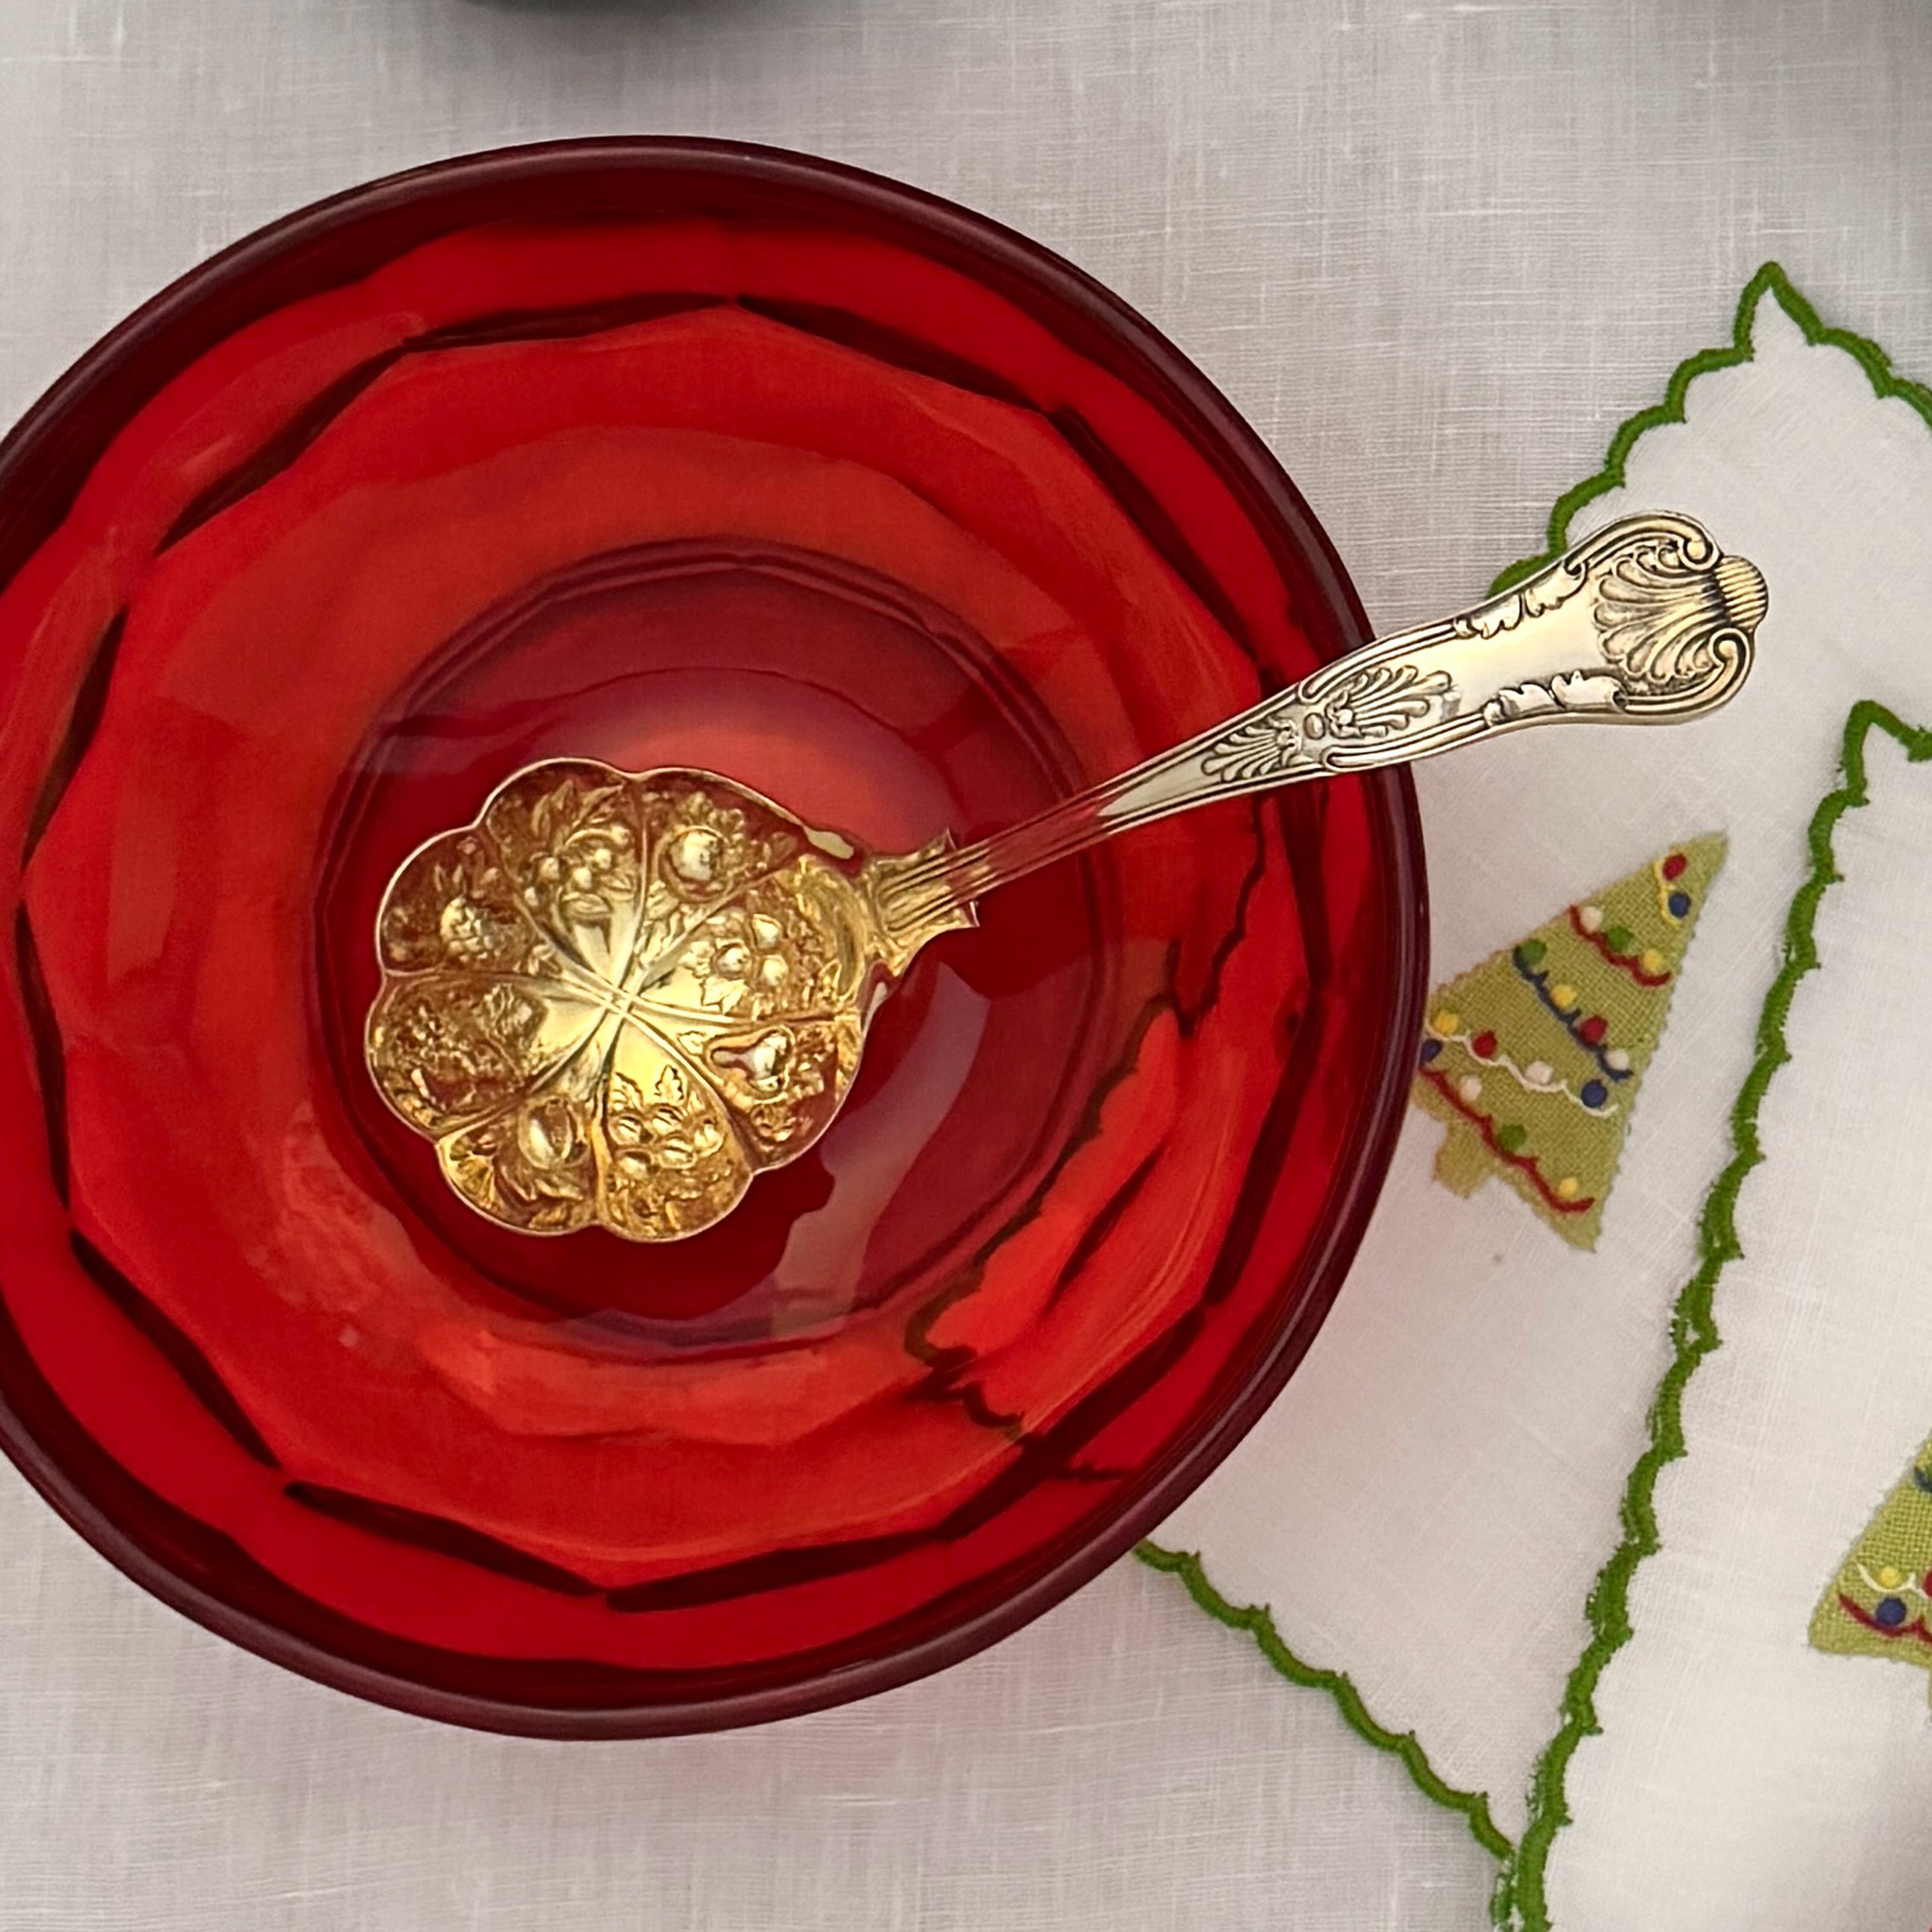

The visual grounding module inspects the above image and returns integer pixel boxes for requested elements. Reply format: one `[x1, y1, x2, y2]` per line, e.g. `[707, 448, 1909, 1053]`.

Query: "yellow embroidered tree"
[1811, 1436, 1932, 1699]
[1410, 834, 1726, 1249]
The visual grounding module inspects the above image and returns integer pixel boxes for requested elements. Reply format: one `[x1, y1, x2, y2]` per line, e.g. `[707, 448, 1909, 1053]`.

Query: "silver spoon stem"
[878, 512, 1763, 937]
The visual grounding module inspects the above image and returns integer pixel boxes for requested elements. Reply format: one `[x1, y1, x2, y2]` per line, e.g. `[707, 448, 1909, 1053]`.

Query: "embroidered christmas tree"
[1410, 834, 1725, 1249]
[1809, 1434, 1932, 1700]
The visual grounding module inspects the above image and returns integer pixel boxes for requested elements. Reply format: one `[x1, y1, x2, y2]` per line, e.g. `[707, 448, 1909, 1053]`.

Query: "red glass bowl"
[0, 140, 1426, 1736]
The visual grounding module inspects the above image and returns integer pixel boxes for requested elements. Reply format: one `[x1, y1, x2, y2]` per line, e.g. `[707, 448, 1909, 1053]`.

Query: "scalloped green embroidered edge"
[1498, 270, 1932, 1931]
[1495, 699, 1932, 1921]
[1135, 1543, 1514, 1871]
[1492, 261, 1932, 598]
[1139, 262, 1932, 1930]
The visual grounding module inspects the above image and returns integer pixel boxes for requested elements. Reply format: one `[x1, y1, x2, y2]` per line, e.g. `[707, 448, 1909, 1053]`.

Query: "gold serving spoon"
[366, 512, 1765, 1243]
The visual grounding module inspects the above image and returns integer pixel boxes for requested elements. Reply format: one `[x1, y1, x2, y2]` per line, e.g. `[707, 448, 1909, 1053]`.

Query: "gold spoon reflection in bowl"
[365, 512, 1766, 1243]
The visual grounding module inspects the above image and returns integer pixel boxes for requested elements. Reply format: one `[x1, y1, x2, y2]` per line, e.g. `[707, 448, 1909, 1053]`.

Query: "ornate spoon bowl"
[368, 510, 1765, 1243]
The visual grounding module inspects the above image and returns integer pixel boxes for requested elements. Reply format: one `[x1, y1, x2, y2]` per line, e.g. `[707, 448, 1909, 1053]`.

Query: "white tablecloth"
[1, 4, 1926, 1927]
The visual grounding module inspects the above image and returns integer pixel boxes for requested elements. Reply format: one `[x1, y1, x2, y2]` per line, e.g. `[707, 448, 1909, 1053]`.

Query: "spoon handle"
[878, 512, 1764, 931]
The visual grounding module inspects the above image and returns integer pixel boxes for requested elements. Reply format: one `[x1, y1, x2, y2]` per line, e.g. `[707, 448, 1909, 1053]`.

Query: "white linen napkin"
[1157, 264, 1932, 1929]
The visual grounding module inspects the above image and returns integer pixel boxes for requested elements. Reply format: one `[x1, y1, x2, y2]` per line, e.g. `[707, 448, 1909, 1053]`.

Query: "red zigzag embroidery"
[1417, 1065, 1595, 1217]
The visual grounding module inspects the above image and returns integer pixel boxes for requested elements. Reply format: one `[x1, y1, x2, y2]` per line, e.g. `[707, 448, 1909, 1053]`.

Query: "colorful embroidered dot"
[1655, 850, 1696, 925]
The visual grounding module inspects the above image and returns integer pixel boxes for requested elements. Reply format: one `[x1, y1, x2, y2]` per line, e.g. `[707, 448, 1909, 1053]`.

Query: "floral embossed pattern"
[369, 762, 897, 1241]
